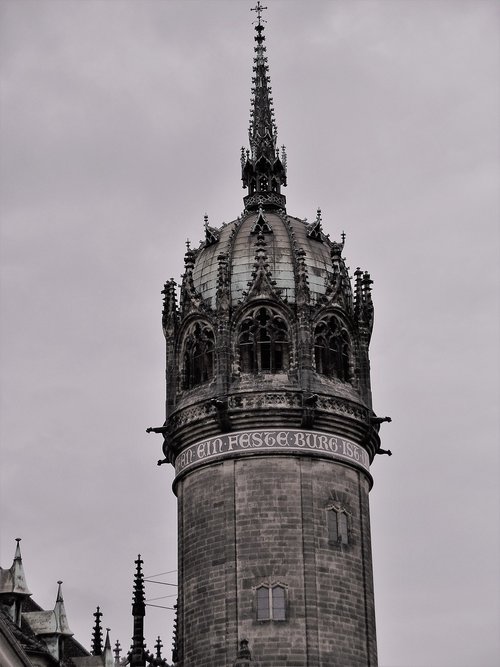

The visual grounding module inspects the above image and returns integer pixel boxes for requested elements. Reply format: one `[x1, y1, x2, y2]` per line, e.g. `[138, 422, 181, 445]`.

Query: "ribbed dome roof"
[191, 211, 337, 309]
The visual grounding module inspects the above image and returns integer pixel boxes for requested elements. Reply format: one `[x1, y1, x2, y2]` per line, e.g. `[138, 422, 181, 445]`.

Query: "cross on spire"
[251, 1, 267, 26]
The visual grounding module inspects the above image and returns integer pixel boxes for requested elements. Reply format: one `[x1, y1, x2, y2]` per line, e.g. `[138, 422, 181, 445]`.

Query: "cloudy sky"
[1, 1, 499, 665]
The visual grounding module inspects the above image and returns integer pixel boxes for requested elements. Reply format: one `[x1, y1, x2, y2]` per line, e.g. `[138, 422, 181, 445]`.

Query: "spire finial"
[251, 1, 267, 27]
[154, 636, 163, 659]
[242, 1, 287, 211]
[14, 538, 22, 559]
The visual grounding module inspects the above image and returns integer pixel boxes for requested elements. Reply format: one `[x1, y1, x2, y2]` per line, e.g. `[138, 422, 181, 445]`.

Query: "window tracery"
[182, 322, 215, 390]
[238, 307, 290, 374]
[314, 315, 351, 381]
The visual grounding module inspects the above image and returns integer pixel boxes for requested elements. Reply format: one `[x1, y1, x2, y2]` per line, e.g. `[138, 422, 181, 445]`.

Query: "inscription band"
[174, 429, 370, 478]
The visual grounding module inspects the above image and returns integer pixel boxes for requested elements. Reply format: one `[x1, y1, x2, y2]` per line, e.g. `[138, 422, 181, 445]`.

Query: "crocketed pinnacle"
[242, 2, 287, 211]
[249, 3, 276, 164]
[91, 606, 103, 655]
[129, 555, 147, 667]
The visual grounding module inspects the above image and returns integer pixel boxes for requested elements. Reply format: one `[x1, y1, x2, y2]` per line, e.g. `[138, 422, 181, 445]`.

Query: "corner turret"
[0, 538, 32, 626]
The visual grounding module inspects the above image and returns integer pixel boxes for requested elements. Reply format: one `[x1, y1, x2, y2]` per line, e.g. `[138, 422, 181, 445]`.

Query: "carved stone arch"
[233, 303, 293, 375]
[312, 310, 353, 383]
[178, 318, 216, 391]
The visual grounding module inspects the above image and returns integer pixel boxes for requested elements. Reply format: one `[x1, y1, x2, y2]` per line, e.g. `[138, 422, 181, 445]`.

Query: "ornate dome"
[158, 8, 379, 464]
[192, 209, 338, 308]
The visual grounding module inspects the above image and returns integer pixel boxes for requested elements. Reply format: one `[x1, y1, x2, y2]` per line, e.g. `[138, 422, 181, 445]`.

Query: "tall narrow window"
[256, 584, 287, 621]
[256, 586, 270, 621]
[328, 508, 349, 546]
[183, 322, 215, 390]
[238, 308, 290, 374]
[271, 585, 286, 621]
[314, 315, 351, 382]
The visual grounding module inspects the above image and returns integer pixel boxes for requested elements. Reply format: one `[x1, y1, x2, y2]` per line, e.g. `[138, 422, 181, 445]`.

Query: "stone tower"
[156, 5, 389, 666]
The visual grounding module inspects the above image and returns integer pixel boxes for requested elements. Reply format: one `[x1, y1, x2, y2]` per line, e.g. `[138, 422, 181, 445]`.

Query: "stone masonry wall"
[176, 453, 377, 666]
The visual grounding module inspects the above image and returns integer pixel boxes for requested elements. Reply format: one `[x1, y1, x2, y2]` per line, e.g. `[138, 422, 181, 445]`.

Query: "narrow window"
[338, 511, 348, 545]
[271, 585, 286, 621]
[314, 316, 351, 382]
[183, 323, 215, 390]
[256, 586, 270, 621]
[328, 509, 349, 546]
[327, 509, 338, 544]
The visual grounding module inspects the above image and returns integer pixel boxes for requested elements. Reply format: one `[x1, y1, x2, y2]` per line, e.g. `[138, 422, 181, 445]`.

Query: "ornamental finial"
[251, 1, 267, 26]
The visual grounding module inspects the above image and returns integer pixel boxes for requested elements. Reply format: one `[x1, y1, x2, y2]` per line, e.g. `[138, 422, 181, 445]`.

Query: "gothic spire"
[129, 555, 147, 667]
[91, 606, 103, 655]
[242, 2, 287, 212]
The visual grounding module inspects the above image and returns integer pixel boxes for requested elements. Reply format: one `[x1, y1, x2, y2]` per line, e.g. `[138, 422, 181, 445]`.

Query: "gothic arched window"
[182, 322, 215, 390]
[238, 307, 290, 374]
[314, 316, 351, 382]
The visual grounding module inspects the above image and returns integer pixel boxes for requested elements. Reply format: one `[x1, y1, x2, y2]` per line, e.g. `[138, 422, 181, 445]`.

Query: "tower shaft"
[159, 6, 384, 666]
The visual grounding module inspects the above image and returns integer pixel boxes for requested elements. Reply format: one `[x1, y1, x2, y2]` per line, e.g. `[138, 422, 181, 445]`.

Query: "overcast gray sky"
[1, 1, 499, 665]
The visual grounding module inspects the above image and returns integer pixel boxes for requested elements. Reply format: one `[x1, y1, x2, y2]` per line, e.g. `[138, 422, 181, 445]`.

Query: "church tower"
[156, 4, 388, 666]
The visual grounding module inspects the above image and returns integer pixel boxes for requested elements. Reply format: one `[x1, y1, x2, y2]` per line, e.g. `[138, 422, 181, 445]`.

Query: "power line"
[145, 603, 175, 610]
[145, 594, 177, 602]
[144, 579, 177, 587]
[144, 569, 177, 578]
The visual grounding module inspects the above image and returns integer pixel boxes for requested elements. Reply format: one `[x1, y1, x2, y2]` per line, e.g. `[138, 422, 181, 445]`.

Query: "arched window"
[328, 508, 349, 546]
[271, 585, 286, 621]
[314, 315, 351, 381]
[182, 322, 215, 390]
[256, 584, 287, 621]
[238, 308, 290, 374]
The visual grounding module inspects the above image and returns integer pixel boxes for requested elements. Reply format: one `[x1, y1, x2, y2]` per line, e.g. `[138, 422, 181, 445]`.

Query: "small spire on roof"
[104, 628, 112, 651]
[154, 636, 163, 659]
[92, 606, 103, 655]
[4, 538, 32, 597]
[113, 640, 122, 665]
[129, 555, 147, 667]
[307, 208, 324, 242]
[54, 581, 73, 636]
